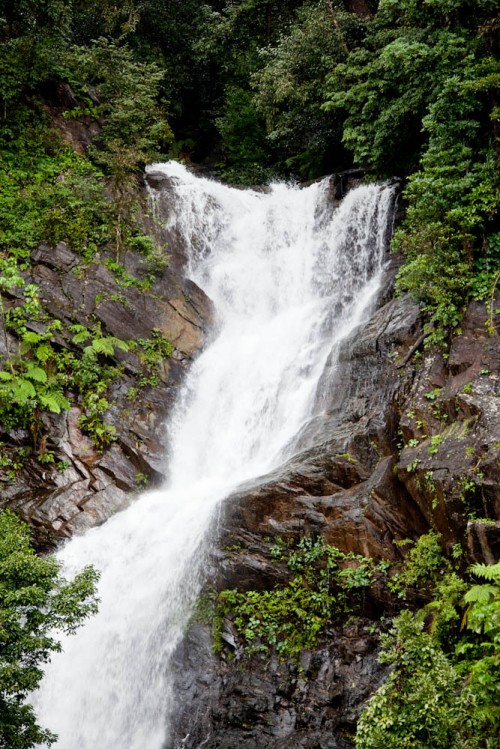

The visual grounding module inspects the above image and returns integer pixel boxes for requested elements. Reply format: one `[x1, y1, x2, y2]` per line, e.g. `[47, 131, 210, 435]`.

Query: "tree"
[0, 510, 99, 748]
[323, 0, 499, 341]
[254, 0, 364, 179]
[0, 0, 73, 113]
[356, 562, 500, 749]
[323, 0, 497, 175]
[63, 37, 172, 255]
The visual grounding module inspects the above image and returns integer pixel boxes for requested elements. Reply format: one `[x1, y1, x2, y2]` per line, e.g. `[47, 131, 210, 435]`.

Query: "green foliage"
[0, 509, 99, 748]
[61, 37, 172, 256]
[78, 389, 117, 451]
[0, 0, 72, 114]
[0, 112, 109, 263]
[195, 0, 306, 180]
[69, 324, 129, 356]
[0, 312, 128, 448]
[215, 537, 377, 658]
[324, 0, 496, 172]
[0, 325, 71, 432]
[65, 37, 170, 153]
[254, 1, 363, 179]
[216, 86, 275, 185]
[357, 559, 500, 749]
[400, 530, 447, 588]
[459, 564, 500, 739]
[322, 0, 500, 341]
[0, 445, 30, 483]
[355, 610, 477, 749]
[135, 330, 174, 370]
[428, 434, 444, 455]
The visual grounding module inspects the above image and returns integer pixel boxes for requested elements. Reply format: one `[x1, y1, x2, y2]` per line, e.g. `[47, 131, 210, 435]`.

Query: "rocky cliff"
[1, 169, 498, 748]
[0, 230, 212, 546]
[167, 269, 499, 749]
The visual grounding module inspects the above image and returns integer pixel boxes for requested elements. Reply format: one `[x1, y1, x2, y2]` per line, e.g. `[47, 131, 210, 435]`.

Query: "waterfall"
[34, 163, 395, 749]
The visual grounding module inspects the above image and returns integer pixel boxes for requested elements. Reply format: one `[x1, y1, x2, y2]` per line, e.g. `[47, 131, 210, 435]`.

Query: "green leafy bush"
[215, 537, 377, 658]
[0, 510, 99, 749]
[357, 560, 500, 749]
[355, 611, 476, 749]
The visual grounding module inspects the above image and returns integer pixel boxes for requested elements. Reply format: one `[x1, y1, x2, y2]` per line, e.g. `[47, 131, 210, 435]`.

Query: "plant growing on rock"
[355, 610, 477, 749]
[0, 325, 71, 435]
[78, 389, 117, 452]
[215, 537, 378, 659]
[356, 560, 500, 749]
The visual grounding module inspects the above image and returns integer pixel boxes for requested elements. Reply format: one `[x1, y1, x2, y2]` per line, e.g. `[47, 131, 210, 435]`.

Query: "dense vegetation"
[0, 510, 98, 748]
[216, 533, 500, 749]
[0, 1, 498, 746]
[0, 0, 497, 355]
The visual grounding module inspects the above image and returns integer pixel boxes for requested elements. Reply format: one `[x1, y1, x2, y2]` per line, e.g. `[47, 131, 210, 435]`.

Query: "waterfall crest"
[34, 163, 395, 748]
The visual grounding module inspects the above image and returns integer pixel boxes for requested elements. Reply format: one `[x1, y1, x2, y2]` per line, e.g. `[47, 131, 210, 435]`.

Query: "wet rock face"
[396, 296, 500, 557]
[170, 621, 385, 749]
[167, 290, 499, 749]
[0, 239, 212, 547]
[221, 294, 428, 567]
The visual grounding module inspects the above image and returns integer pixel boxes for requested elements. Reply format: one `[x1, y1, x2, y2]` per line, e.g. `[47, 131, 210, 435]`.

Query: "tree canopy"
[0, 511, 99, 748]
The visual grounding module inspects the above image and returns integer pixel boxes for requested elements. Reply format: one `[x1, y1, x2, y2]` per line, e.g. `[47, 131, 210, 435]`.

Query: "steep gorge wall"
[167, 276, 499, 749]
[0, 225, 212, 546]
[1, 167, 498, 748]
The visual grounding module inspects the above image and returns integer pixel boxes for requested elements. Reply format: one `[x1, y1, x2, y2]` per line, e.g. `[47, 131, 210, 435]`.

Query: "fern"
[462, 562, 500, 634]
[35, 343, 53, 362]
[38, 391, 70, 414]
[24, 365, 48, 383]
[470, 562, 500, 582]
[69, 324, 88, 334]
[110, 337, 129, 352]
[83, 336, 129, 357]
[71, 328, 91, 345]
[464, 584, 498, 605]
[91, 338, 115, 356]
[51, 391, 70, 411]
[21, 331, 42, 345]
[12, 379, 36, 402]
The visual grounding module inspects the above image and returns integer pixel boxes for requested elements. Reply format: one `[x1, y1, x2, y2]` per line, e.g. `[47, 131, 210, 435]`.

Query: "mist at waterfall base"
[34, 163, 395, 748]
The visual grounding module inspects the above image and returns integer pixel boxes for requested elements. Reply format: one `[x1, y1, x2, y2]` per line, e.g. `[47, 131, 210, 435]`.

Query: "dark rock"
[0, 211, 212, 540]
[145, 171, 177, 192]
[396, 296, 500, 552]
[168, 621, 386, 749]
[167, 288, 499, 749]
[467, 521, 500, 564]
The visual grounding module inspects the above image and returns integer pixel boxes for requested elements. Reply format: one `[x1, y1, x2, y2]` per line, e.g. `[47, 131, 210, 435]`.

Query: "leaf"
[91, 338, 115, 356]
[470, 562, 500, 582]
[12, 379, 36, 402]
[112, 338, 129, 352]
[35, 343, 54, 362]
[24, 366, 47, 383]
[0, 370, 13, 381]
[51, 391, 71, 411]
[37, 394, 60, 413]
[22, 331, 42, 345]
[72, 331, 91, 345]
[68, 324, 88, 334]
[37, 392, 66, 414]
[464, 584, 498, 605]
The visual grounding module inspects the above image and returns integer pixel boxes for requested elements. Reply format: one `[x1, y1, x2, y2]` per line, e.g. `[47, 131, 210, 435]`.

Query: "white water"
[34, 163, 395, 748]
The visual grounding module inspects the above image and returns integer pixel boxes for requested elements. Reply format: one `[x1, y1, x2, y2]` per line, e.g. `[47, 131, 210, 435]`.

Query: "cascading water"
[34, 163, 395, 749]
